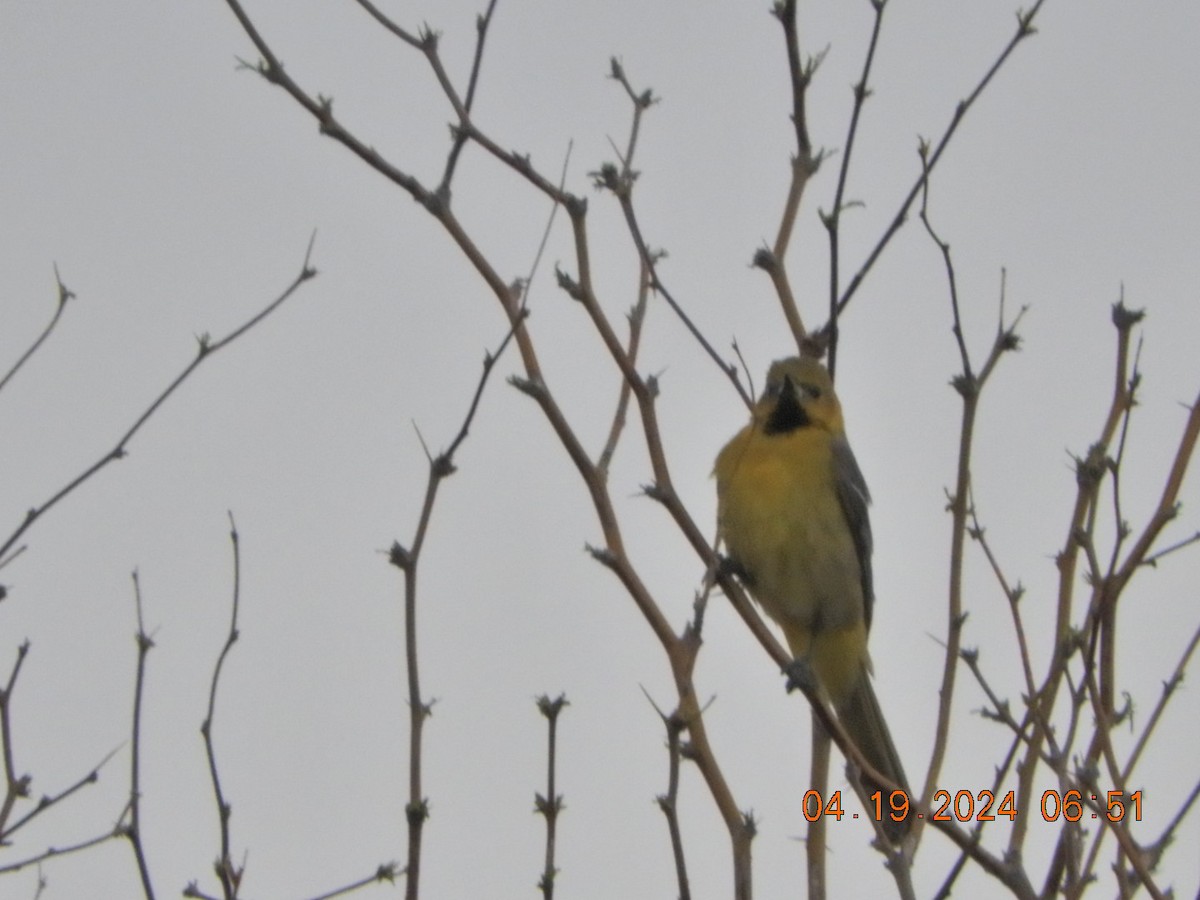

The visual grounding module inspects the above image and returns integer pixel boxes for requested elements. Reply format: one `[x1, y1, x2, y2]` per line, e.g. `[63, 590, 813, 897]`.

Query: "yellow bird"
[715, 356, 909, 838]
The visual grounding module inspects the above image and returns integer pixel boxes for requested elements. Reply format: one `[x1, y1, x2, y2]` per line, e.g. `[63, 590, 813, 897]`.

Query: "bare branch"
[438, 0, 501, 197]
[0, 240, 318, 566]
[300, 863, 400, 900]
[387, 325, 518, 900]
[534, 694, 568, 899]
[644, 691, 691, 900]
[596, 259, 650, 475]
[198, 513, 244, 900]
[590, 69, 751, 408]
[0, 642, 32, 837]
[126, 570, 157, 899]
[0, 265, 75, 396]
[0, 830, 121, 876]
[835, 2, 1046, 318]
[823, 0, 886, 376]
[1012, 299, 1142, 858]
[918, 195, 1023, 828]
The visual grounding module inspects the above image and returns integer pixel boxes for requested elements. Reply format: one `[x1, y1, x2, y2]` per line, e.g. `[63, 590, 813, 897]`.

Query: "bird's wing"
[831, 435, 874, 630]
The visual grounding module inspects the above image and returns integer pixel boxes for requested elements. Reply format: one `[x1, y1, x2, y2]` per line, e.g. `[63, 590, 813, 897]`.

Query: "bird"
[714, 355, 909, 840]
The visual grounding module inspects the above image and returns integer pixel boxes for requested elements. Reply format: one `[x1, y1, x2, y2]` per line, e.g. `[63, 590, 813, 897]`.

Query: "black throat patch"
[763, 383, 811, 435]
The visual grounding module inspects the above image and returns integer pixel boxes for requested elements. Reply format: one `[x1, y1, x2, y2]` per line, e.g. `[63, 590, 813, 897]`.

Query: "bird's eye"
[802, 383, 822, 400]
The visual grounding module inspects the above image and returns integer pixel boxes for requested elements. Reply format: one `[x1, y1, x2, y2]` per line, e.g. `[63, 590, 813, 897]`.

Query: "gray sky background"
[2, 1, 1199, 898]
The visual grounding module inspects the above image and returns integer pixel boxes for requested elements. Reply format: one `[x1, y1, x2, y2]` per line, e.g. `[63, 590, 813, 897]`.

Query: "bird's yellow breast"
[715, 423, 866, 640]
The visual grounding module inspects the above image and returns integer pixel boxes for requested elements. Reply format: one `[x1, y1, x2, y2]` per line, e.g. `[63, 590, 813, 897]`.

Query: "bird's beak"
[764, 375, 810, 434]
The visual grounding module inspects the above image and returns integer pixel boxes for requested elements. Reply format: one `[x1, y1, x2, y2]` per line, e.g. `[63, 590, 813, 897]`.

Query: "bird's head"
[757, 356, 844, 436]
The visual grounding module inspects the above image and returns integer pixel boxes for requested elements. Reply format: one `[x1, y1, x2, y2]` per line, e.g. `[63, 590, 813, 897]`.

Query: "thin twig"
[918, 187, 1023, 834]
[1122, 619, 1200, 781]
[535, 694, 568, 899]
[300, 863, 401, 900]
[347, 0, 422, 48]
[836, 3, 1045, 318]
[0, 642, 32, 836]
[198, 513, 244, 899]
[126, 570, 157, 899]
[769, 0, 824, 274]
[1012, 302, 1143, 861]
[0, 749, 113, 840]
[823, 0, 886, 376]
[930, 726, 1026, 900]
[438, 0, 500, 197]
[596, 258, 650, 475]
[967, 498, 1038, 706]
[643, 689, 691, 900]
[388, 325, 520, 900]
[0, 830, 121, 875]
[0, 237, 318, 565]
[608, 58, 655, 180]
[518, 140, 573, 313]
[1095, 344, 1143, 717]
[805, 714, 830, 900]
[589, 64, 751, 408]
[0, 265, 75, 395]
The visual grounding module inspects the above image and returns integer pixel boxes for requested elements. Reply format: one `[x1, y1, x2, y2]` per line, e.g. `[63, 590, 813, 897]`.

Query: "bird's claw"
[784, 657, 816, 694]
[716, 554, 751, 584]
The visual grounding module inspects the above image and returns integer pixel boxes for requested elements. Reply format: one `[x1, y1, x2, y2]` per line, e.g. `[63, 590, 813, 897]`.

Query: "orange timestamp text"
[801, 789, 1144, 826]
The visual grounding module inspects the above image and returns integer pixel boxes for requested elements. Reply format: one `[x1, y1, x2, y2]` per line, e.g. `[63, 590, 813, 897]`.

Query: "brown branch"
[1093, 345, 1143, 717]
[198, 513, 244, 900]
[748, 0, 831, 354]
[758, 0, 825, 350]
[596, 258, 650, 476]
[769, 1, 825, 259]
[967, 500, 1038, 704]
[1122, 619, 1200, 781]
[534, 694, 567, 899]
[346, 0, 422, 48]
[439, 0, 500, 197]
[517, 140, 573, 313]
[126, 571, 157, 899]
[1148, 778, 1200, 872]
[300, 863, 400, 900]
[613, 184, 750, 409]
[0, 265, 75, 395]
[538, 187, 763, 887]
[805, 716, 830, 900]
[918, 183, 1023, 835]
[0, 829, 121, 876]
[835, 2, 1045, 319]
[608, 58, 655, 178]
[386, 325, 518, 900]
[645, 692, 692, 900]
[823, 0, 886, 377]
[930, 725, 1026, 900]
[1140, 529, 1200, 566]
[1012, 301, 1142, 858]
[0, 750, 111, 842]
[590, 74, 751, 408]
[750, 247, 806, 353]
[1108, 379, 1200, 592]
[0, 641, 31, 836]
[0, 237, 317, 566]
[1072, 672, 1167, 899]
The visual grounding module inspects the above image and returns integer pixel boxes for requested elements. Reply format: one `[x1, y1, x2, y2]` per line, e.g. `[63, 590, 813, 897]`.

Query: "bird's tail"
[836, 669, 910, 841]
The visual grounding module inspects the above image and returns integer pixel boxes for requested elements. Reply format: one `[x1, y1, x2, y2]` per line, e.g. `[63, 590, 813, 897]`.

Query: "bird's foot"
[716, 554, 751, 584]
[783, 656, 817, 694]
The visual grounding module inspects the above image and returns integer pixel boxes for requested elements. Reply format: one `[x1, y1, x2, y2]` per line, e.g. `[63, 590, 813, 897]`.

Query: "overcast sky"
[2, 1, 1199, 898]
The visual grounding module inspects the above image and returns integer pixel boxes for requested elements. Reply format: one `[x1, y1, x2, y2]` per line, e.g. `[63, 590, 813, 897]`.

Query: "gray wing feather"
[832, 435, 874, 630]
